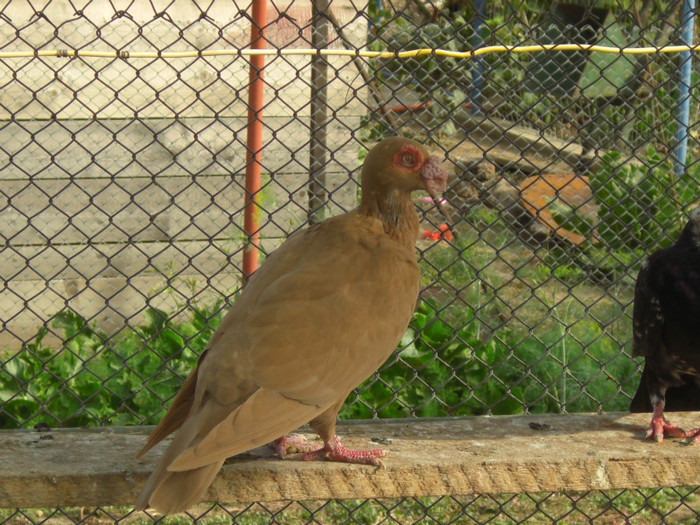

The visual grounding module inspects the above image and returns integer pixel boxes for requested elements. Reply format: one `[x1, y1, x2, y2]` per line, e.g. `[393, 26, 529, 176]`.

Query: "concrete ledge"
[2, 412, 700, 508]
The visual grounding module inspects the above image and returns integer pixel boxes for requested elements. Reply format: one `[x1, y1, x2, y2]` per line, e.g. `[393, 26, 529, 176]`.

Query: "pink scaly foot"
[299, 436, 385, 466]
[681, 428, 700, 444]
[648, 415, 686, 442]
[270, 434, 320, 457]
[647, 402, 686, 442]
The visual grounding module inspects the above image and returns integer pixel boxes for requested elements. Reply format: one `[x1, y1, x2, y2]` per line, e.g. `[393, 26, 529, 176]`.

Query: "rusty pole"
[242, 0, 267, 283]
[308, 0, 329, 225]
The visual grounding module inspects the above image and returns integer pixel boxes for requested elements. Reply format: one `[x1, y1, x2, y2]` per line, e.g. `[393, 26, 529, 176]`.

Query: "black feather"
[631, 207, 700, 413]
[630, 367, 700, 413]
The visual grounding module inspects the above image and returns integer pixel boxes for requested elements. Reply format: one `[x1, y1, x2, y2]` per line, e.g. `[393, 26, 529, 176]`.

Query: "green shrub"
[341, 301, 525, 420]
[549, 150, 700, 280]
[0, 304, 223, 429]
[1, 296, 637, 429]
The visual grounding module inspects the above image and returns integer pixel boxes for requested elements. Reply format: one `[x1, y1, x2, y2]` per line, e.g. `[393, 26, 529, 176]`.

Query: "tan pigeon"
[134, 136, 449, 514]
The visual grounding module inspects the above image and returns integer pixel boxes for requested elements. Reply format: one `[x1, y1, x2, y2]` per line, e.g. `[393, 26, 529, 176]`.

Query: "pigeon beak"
[421, 156, 454, 231]
[421, 156, 448, 196]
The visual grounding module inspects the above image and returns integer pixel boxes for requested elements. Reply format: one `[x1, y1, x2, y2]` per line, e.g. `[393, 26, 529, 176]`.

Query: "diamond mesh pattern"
[1, 0, 699, 521]
[2, 490, 700, 524]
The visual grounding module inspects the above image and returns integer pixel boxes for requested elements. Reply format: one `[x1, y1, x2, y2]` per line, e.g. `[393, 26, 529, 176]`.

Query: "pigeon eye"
[401, 153, 416, 166]
[394, 147, 422, 169]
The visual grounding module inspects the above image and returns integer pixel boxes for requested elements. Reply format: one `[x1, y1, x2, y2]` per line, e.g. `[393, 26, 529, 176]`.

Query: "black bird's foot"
[646, 402, 688, 443]
[647, 414, 686, 442]
[682, 428, 700, 444]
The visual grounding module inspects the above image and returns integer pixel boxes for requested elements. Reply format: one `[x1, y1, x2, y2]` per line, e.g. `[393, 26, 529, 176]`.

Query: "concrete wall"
[0, 0, 369, 347]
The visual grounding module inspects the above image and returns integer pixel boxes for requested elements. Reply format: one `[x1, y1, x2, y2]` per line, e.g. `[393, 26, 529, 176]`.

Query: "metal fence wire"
[1, 0, 700, 523]
[4, 488, 700, 524]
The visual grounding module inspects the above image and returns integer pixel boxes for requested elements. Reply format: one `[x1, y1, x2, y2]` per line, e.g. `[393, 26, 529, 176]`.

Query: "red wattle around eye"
[393, 146, 423, 169]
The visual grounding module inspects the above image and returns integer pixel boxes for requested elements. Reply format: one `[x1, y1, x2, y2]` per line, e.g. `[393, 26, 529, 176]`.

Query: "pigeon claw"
[270, 434, 320, 457]
[299, 436, 385, 467]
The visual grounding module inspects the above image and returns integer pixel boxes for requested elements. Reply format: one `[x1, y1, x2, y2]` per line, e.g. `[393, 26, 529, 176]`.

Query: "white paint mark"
[591, 459, 610, 489]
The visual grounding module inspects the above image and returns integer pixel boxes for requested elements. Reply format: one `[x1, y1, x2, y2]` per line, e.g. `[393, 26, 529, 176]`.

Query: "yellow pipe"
[2, 44, 700, 60]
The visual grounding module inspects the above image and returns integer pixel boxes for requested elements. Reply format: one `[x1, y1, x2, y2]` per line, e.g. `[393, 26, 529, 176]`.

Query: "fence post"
[243, 0, 268, 282]
[308, 0, 330, 225]
[673, 0, 696, 177]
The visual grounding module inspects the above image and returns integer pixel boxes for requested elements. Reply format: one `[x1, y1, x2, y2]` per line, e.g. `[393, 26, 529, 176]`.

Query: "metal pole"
[470, 0, 487, 115]
[673, 0, 695, 177]
[242, 0, 267, 283]
[308, 0, 329, 225]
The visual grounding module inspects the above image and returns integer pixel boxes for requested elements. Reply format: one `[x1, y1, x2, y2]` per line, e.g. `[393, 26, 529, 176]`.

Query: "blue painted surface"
[673, 0, 696, 177]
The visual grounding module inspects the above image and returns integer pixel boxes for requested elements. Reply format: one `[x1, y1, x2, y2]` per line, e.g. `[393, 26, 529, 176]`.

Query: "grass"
[2, 489, 698, 524]
[406, 209, 639, 416]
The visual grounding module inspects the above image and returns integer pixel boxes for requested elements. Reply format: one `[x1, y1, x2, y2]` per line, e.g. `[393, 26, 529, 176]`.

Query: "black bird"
[630, 206, 700, 443]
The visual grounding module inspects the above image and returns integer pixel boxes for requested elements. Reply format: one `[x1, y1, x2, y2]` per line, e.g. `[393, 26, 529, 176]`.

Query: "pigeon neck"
[360, 188, 418, 247]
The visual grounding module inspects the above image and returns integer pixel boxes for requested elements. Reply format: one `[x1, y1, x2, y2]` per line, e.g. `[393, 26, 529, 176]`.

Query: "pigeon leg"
[270, 434, 320, 457]
[286, 401, 386, 466]
[648, 401, 686, 442]
[298, 435, 385, 466]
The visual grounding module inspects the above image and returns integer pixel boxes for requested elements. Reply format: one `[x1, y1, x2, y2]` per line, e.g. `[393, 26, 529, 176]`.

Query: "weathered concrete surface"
[2, 412, 699, 509]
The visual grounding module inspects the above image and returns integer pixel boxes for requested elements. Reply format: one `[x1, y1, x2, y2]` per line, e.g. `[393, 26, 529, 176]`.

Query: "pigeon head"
[361, 137, 448, 200]
[359, 137, 449, 243]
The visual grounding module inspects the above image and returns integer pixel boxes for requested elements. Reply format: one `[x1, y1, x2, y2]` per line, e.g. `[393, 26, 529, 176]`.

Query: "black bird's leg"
[682, 427, 700, 444]
[647, 394, 687, 442]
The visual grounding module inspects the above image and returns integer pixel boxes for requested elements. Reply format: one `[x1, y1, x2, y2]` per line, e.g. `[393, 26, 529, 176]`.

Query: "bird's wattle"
[421, 156, 449, 198]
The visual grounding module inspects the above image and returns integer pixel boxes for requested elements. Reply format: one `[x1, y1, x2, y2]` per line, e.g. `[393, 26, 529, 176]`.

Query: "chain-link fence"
[1, 0, 700, 523]
[5, 488, 700, 524]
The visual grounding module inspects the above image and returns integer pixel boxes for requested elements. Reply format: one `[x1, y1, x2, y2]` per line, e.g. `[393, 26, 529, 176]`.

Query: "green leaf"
[156, 329, 185, 358]
[547, 197, 594, 238]
[143, 308, 169, 335]
[51, 310, 85, 338]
